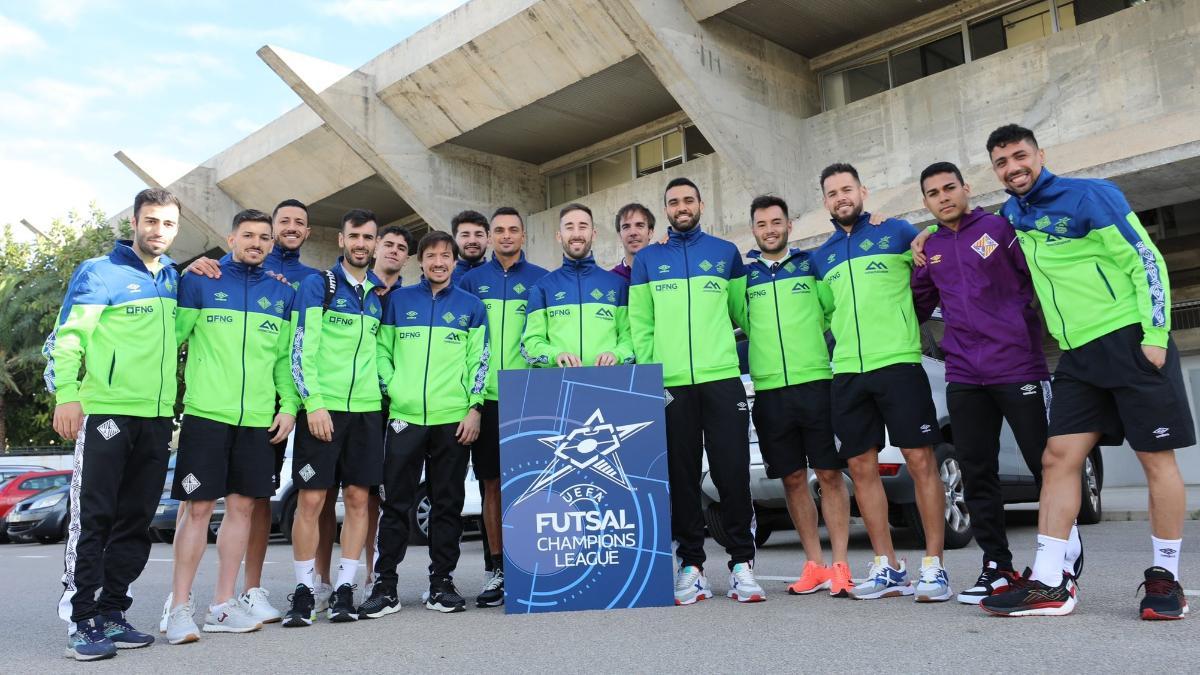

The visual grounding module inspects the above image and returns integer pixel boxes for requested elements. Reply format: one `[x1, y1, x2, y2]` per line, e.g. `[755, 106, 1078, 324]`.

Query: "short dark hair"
[379, 225, 416, 252]
[819, 163, 860, 191]
[919, 162, 965, 192]
[133, 188, 181, 220]
[986, 124, 1038, 155]
[272, 198, 308, 221]
[417, 230, 459, 260]
[558, 203, 592, 221]
[615, 203, 655, 233]
[341, 208, 377, 231]
[750, 195, 788, 221]
[664, 177, 701, 204]
[451, 210, 489, 235]
[232, 208, 272, 231]
[490, 206, 524, 229]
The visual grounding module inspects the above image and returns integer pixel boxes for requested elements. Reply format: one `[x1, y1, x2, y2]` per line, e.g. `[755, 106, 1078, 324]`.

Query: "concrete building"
[118, 0, 1200, 483]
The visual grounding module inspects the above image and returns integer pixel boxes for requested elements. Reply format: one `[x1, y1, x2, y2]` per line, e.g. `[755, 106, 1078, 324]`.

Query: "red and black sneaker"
[980, 568, 1077, 617]
[1138, 566, 1189, 621]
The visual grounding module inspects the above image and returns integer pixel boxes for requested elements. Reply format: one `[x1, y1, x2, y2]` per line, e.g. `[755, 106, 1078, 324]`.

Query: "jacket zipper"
[682, 237, 695, 385]
[952, 229, 982, 382]
[1028, 235, 1070, 349]
[155, 269, 168, 417]
[422, 293, 436, 425]
[500, 270, 509, 372]
[575, 265, 585, 358]
[844, 233, 864, 372]
[346, 283, 365, 410]
[237, 272, 249, 425]
[769, 264, 789, 386]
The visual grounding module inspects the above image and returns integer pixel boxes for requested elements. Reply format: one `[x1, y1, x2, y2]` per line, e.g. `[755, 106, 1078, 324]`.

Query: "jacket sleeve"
[613, 281, 635, 364]
[274, 289, 300, 416]
[42, 263, 108, 405]
[726, 252, 748, 330]
[520, 284, 554, 366]
[291, 274, 327, 411]
[628, 255, 655, 364]
[816, 277, 835, 332]
[174, 274, 203, 347]
[1087, 183, 1171, 347]
[375, 292, 396, 398]
[466, 300, 490, 408]
[910, 262, 940, 324]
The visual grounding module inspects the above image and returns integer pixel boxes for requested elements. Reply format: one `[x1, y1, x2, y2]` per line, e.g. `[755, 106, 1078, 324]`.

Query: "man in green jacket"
[522, 203, 633, 368]
[162, 209, 298, 643]
[45, 188, 181, 661]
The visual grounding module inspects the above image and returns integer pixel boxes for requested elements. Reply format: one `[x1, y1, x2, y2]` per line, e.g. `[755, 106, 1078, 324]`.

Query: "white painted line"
[17, 555, 48, 559]
[148, 558, 174, 562]
[1185, 589, 1199, 597]
[756, 576, 795, 582]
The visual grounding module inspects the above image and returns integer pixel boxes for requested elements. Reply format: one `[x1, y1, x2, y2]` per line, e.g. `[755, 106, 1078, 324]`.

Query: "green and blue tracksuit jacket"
[744, 249, 833, 391]
[521, 254, 634, 367]
[459, 253, 549, 400]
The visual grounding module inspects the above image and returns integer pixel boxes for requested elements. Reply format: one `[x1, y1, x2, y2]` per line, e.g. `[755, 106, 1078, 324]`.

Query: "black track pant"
[60, 415, 171, 626]
[374, 421, 470, 584]
[666, 377, 754, 569]
[946, 381, 1048, 567]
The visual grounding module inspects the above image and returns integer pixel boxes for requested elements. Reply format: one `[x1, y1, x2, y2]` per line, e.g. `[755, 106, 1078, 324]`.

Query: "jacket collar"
[667, 225, 703, 244]
[418, 276, 455, 298]
[1007, 168, 1056, 203]
[271, 242, 301, 261]
[455, 257, 486, 276]
[331, 257, 381, 290]
[111, 240, 175, 274]
[931, 207, 988, 238]
[829, 212, 872, 235]
[220, 258, 266, 281]
[561, 253, 596, 272]
[486, 251, 527, 273]
[747, 247, 801, 267]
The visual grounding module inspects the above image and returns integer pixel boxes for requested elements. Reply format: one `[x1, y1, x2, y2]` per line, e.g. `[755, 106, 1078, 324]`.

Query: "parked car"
[0, 470, 72, 544]
[6, 483, 70, 544]
[0, 464, 52, 483]
[149, 454, 179, 543]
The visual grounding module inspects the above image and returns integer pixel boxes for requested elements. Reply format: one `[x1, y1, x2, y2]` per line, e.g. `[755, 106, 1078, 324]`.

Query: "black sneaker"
[1138, 566, 1189, 621]
[956, 562, 1017, 605]
[328, 583, 358, 622]
[426, 577, 467, 613]
[476, 568, 505, 608]
[358, 583, 401, 619]
[99, 611, 155, 649]
[283, 584, 316, 627]
[980, 569, 1076, 617]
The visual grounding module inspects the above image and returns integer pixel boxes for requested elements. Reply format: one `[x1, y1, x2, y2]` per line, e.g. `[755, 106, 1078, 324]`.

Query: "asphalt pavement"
[4, 517, 1198, 673]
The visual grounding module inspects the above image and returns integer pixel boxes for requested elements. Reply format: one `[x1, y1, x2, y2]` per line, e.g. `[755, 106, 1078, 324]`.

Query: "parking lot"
[4, 515, 1198, 673]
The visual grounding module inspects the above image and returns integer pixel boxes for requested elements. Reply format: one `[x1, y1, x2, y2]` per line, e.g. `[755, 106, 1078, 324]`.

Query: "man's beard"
[833, 205, 862, 227]
[563, 242, 591, 260]
[668, 213, 701, 230]
[758, 239, 787, 255]
[460, 248, 485, 263]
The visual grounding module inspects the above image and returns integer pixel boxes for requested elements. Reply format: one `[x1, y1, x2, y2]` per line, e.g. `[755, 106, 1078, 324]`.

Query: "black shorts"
[752, 380, 842, 477]
[471, 399, 501, 481]
[832, 362, 943, 459]
[172, 415, 275, 501]
[271, 439, 287, 490]
[293, 410, 384, 489]
[1048, 324, 1195, 452]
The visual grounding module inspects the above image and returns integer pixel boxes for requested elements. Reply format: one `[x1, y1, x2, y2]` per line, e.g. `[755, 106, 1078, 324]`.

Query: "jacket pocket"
[1094, 264, 1117, 301]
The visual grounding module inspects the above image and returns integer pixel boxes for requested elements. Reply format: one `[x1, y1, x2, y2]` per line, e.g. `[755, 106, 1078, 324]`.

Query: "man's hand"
[268, 271, 289, 285]
[594, 352, 617, 366]
[269, 412, 296, 444]
[53, 402, 84, 441]
[556, 352, 583, 368]
[911, 228, 934, 266]
[457, 407, 482, 445]
[868, 212, 887, 226]
[1142, 344, 1166, 369]
[307, 408, 334, 442]
[186, 257, 221, 279]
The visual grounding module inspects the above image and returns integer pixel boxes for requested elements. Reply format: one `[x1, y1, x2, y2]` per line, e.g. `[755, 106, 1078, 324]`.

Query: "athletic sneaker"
[850, 556, 913, 600]
[957, 562, 1016, 604]
[99, 611, 154, 648]
[65, 618, 117, 661]
[477, 568, 505, 608]
[1138, 566, 1189, 621]
[160, 591, 193, 634]
[1068, 527, 1084, 581]
[787, 561, 831, 595]
[426, 577, 467, 613]
[239, 587, 283, 624]
[164, 604, 201, 645]
[314, 580, 333, 614]
[727, 562, 766, 603]
[203, 598, 263, 634]
[283, 584, 316, 627]
[673, 565, 713, 606]
[914, 556, 952, 602]
[359, 583, 401, 619]
[829, 562, 853, 598]
[328, 583, 359, 622]
[980, 569, 1077, 617]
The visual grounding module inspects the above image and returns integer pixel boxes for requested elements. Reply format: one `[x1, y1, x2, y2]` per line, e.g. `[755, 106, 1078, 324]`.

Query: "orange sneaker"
[829, 562, 853, 598]
[787, 561, 831, 595]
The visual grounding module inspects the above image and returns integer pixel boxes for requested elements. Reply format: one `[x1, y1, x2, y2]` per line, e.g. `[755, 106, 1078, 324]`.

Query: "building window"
[821, 0, 1142, 111]
[546, 125, 713, 208]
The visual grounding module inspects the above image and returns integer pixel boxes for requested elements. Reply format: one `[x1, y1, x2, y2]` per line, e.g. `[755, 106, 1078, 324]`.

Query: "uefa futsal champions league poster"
[498, 364, 675, 614]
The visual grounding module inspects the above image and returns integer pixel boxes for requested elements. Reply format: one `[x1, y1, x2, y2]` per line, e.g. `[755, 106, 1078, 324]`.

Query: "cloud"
[180, 22, 311, 45]
[0, 156, 101, 233]
[319, 0, 466, 25]
[88, 51, 233, 95]
[0, 77, 111, 128]
[0, 15, 45, 56]
[185, 101, 236, 126]
[37, 0, 112, 27]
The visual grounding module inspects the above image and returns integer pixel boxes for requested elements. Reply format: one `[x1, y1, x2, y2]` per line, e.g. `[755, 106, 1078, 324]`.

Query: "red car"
[0, 470, 72, 520]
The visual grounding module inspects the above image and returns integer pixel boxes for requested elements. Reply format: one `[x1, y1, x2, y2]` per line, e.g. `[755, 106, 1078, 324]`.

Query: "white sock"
[1064, 523, 1081, 573]
[1152, 536, 1182, 579]
[294, 559, 315, 590]
[335, 558, 359, 588]
[1032, 534, 1067, 586]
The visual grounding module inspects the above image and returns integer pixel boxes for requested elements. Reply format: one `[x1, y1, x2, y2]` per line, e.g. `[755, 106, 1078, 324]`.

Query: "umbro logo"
[214, 291, 228, 302]
[1158, 548, 1178, 556]
[920, 424, 932, 433]
[657, 264, 671, 274]
[1153, 427, 1170, 438]
[737, 401, 748, 411]
[1020, 384, 1038, 396]
[126, 283, 141, 293]
[478, 285, 490, 293]
[406, 310, 418, 320]
[555, 291, 567, 301]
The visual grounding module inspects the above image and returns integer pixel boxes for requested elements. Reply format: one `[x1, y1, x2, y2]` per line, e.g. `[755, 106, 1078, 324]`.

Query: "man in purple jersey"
[610, 203, 655, 282]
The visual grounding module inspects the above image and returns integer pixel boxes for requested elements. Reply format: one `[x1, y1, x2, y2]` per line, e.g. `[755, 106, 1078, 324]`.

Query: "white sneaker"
[674, 565, 713, 606]
[164, 604, 200, 645]
[160, 592, 193, 634]
[314, 580, 333, 614]
[239, 587, 283, 624]
[727, 562, 766, 603]
[203, 599, 263, 633]
[914, 556, 952, 602]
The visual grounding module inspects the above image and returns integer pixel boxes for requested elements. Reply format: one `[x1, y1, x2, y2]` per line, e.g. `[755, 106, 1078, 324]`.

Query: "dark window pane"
[684, 125, 714, 161]
[892, 32, 965, 87]
[969, 16, 1007, 60]
[1071, 0, 1130, 24]
[843, 60, 890, 103]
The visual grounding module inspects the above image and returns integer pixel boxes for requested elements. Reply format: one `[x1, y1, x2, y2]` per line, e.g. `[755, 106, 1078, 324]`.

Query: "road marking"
[1185, 590, 1199, 597]
[756, 576, 794, 582]
[17, 555, 48, 559]
[148, 558, 174, 562]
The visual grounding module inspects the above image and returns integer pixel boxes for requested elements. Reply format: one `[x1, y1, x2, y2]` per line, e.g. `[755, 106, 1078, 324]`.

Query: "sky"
[0, 0, 467, 239]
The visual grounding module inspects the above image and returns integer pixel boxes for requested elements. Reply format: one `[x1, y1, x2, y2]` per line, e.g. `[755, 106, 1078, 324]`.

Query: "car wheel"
[903, 451, 973, 550]
[703, 503, 732, 549]
[38, 534, 62, 544]
[408, 484, 430, 546]
[1076, 452, 1103, 525]
[281, 495, 297, 544]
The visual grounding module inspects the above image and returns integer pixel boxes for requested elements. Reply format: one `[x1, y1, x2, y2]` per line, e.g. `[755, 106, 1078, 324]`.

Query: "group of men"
[44, 122, 1192, 661]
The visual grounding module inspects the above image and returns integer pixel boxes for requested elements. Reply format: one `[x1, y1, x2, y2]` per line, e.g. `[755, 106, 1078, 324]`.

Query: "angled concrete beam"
[115, 151, 238, 254]
[20, 219, 48, 241]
